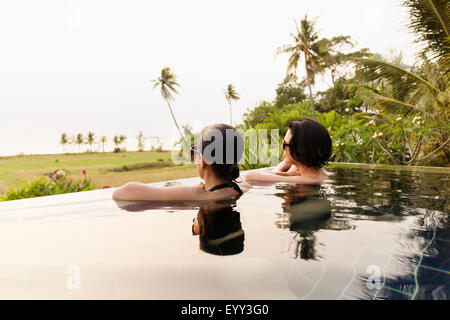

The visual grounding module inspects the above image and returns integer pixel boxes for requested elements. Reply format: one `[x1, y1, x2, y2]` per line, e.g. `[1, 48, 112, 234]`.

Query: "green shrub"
[2, 170, 99, 201]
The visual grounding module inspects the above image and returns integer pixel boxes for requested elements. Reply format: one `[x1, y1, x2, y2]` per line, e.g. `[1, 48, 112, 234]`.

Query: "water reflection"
[193, 201, 245, 256]
[110, 167, 449, 299]
[114, 199, 209, 212]
[274, 184, 332, 260]
[114, 198, 244, 256]
[325, 167, 450, 300]
[357, 209, 449, 300]
[326, 167, 449, 221]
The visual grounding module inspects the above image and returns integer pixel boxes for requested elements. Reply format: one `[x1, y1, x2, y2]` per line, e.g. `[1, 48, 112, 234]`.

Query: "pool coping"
[328, 162, 450, 173]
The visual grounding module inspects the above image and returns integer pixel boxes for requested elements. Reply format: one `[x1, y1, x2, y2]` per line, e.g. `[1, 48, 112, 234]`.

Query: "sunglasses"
[282, 140, 291, 149]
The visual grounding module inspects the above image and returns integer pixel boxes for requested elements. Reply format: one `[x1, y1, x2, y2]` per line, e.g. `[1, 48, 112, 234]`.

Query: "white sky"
[0, 0, 419, 156]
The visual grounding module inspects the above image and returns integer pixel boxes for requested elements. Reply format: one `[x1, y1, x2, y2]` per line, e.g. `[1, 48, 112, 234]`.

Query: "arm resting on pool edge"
[112, 182, 213, 201]
[269, 160, 291, 173]
[262, 160, 297, 176]
[112, 181, 251, 201]
[245, 169, 326, 185]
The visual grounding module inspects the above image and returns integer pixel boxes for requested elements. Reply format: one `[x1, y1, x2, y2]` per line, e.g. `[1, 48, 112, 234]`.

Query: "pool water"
[0, 164, 448, 299]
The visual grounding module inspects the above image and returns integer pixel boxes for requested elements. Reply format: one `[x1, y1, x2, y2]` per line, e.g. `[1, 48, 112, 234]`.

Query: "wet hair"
[287, 119, 332, 170]
[196, 204, 244, 256]
[197, 124, 244, 181]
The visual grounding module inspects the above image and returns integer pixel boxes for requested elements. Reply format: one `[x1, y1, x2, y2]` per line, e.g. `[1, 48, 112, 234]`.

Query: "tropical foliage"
[276, 15, 370, 119]
[242, 0, 449, 167]
[2, 169, 99, 201]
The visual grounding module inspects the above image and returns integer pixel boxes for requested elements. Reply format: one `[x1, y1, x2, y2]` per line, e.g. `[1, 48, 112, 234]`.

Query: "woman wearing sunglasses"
[112, 124, 250, 201]
[244, 118, 332, 185]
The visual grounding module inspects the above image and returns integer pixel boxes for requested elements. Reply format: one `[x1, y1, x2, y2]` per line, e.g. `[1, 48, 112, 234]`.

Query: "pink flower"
[82, 169, 86, 175]
[102, 185, 111, 189]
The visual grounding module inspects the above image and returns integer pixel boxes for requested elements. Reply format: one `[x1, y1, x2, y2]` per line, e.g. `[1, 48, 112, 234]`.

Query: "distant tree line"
[59, 131, 164, 153]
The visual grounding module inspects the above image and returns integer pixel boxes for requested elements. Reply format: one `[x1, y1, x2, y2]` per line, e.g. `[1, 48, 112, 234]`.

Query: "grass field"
[0, 151, 198, 197]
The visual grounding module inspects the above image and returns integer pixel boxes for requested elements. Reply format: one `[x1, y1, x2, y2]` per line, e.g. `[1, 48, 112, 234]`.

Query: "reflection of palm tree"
[152, 67, 186, 144]
[223, 84, 240, 125]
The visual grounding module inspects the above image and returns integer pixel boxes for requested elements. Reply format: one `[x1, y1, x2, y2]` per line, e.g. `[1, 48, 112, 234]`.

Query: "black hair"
[198, 124, 244, 181]
[287, 119, 332, 170]
[196, 203, 244, 256]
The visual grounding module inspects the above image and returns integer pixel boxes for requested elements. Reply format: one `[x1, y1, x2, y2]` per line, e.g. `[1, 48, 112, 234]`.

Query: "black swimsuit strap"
[208, 180, 243, 195]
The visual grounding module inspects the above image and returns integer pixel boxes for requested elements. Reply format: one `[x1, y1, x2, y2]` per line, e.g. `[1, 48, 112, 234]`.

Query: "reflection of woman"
[245, 118, 332, 185]
[112, 124, 251, 201]
[276, 185, 331, 260]
[192, 201, 244, 256]
[278, 185, 331, 228]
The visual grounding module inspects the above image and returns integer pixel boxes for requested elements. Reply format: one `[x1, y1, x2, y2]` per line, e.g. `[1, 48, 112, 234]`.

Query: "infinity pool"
[0, 164, 448, 299]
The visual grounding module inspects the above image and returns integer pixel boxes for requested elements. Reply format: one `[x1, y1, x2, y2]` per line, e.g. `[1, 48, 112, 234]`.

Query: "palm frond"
[404, 0, 450, 63]
[354, 57, 441, 94]
[357, 86, 434, 118]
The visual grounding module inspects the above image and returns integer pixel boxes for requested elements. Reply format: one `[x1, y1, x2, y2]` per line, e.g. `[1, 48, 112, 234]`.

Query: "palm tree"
[113, 135, 121, 152]
[355, 0, 449, 120]
[404, 0, 449, 73]
[119, 135, 127, 151]
[137, 131, 145, 152]
[354, 0, 450, 164]
[87, 131, 95, 152]
[277, 15, 326, 119]
[320, 38, 372, 85]
[223, 84, 240, 125]
[100, 136, 107, 153]
[75, 133, 84, 153]
[151, 67, 187, 144]
[277, 16, 359, 119]
[60, 133, 69, 153]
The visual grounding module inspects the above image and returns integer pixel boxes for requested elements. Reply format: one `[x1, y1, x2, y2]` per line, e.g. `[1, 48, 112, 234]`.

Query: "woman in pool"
[245, 118, 332, 185]
[112, 124, 250, 201]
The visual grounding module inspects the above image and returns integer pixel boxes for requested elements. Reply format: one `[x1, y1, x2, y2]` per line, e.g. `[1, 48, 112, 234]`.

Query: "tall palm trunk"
[227, 99, 232, 126]
[304, 59, 317, 120]
[306, 75, 317, 120]
[166, 99, 187, 144]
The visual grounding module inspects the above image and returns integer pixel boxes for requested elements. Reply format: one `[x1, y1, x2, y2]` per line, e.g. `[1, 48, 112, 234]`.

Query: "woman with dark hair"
[112, 124, 250, 201]
[245, 118, 332, 185]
